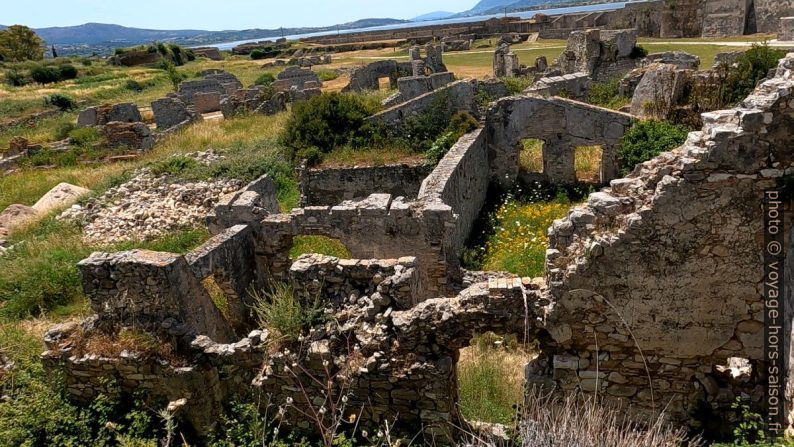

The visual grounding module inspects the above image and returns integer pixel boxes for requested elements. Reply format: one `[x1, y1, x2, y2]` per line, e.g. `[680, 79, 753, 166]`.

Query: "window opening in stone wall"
[519, 138, 544, 174]
[574, 145, 603, 183]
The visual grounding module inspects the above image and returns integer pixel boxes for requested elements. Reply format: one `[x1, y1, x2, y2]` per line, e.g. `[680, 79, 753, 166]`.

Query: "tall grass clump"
[251, 283, 323, 342]
[520, 388, 702, 447]
[457, 336, 528, 425]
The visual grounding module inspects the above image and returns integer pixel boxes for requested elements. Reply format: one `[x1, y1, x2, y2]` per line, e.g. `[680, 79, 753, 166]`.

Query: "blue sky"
[3, 0, 479, 30]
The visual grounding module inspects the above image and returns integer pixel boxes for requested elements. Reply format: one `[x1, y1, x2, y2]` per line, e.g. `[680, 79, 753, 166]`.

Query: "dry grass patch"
[458, 336, 532, 425]
[575, 145, 603, 182]
[519, 139, 543, 173]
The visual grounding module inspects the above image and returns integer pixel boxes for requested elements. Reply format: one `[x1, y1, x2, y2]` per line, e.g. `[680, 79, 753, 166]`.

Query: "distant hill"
[34, 23, 207, 45]
[465, 0, 518, 15]
[411, 11, 457, 21]
[6, 19, 407, 56]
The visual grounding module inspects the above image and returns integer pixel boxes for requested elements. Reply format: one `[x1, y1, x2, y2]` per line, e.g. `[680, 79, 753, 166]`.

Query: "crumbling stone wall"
[383, 72, 456, 107]
[297, 162, 429, 206]
[556, 28, 640, 82]
[78, 249, 236, 343]
[542, 53, 794, 424]
[77, 103, 142, 127]
[527, 72, 592, 100]
[366, 80, 478, 128]
[344, 60, 411, 92]
[485, 95, 632, 186]
[44, 254, 542, 441]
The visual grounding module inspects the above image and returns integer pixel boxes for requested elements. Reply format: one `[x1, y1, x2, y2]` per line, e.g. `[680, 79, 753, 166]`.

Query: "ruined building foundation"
[43, 54, 794, 441]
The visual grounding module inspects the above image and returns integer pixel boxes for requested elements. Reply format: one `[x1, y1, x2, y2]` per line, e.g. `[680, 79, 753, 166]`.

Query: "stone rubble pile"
[59, 152, 241, 244]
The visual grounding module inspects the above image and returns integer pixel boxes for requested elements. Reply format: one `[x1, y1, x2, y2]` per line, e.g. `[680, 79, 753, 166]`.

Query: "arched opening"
[456, 332, 534, 424]
[574, 145, 604, 183]
[744, 0, 758, 35]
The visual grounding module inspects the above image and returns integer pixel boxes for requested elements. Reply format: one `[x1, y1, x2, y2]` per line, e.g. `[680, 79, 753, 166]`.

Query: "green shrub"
[161, 61, 186, 90]
[588, 78, 631, 110]
[722, 42, 787, 105]
[44, 93, 77, 111]
[424, 111, 479, 167]
[630, 45, 648, 59]
[280, 92, 379, 153]
[58, 64, 78, 80]
[619, 120, 690, 175]
[54, 120, 76, 140]
[250, 49, 268, 60]
[150, 155, 199, 176]
[5, 69, 27, 86]
[501, 76, 533, 95]
[125, 79, 145, 91]
[251, 283, 323, 341]
[315, 69, 338, 82]
[254, 72, 276, 86]
[68, 127, 101, 147]
[295, 146, 324, 166]
[80, 58, 93, 66]
[30, 65, 61, 84]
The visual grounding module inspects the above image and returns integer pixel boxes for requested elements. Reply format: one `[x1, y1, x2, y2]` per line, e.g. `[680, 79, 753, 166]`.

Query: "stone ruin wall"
[44, 254, 540, 439]
[297, 162, 429, 207]
[43, 53, 794, 440]
[542, 53, 794, 424]
[485, 95, 633, 186]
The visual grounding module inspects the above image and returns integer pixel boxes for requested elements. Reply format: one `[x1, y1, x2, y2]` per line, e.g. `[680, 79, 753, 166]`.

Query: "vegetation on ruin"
[720, 43, 787, 105]
[619, 120, 691, 175]
[457, 333, 528, 425]
[290, 236, 351, 260]
[251, 283, 325, 343]
[588, 78, 631, 110]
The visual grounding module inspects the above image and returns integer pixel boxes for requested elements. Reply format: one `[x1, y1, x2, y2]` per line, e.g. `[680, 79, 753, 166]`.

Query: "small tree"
[0, 25, 45, 61]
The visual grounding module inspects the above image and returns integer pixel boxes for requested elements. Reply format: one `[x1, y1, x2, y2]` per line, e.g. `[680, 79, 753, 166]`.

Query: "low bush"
[250, 49, 268, 60]
[254, 72, 276, 86]
[251, 283, 323, 342]
[722, 42, 787, 105]
[295, 146, 324, 166]
[424, 111, 479, 167]
[501, 76, 533, 95]
[281, 92, 380, 154]
[58, 64, 78, 80]
[125, 79, 145, 91]
[54, 120, 76, 140]
[68, 127, 101, 147]
[44, 93, 77, 111]
[4, 69, 27, 86]
[619, 120, 690, 175]
[80, 58, 93, 66]
[315, 69, 338, 82]
[630, 45, 648, 59]
[588, 78, 630, 110]
[30, 65, 61, 84]
[149, 155, 199, 176]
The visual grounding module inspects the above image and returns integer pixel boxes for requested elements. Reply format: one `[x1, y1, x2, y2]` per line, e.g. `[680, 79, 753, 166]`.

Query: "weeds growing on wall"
[588, 78, 630, 110]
